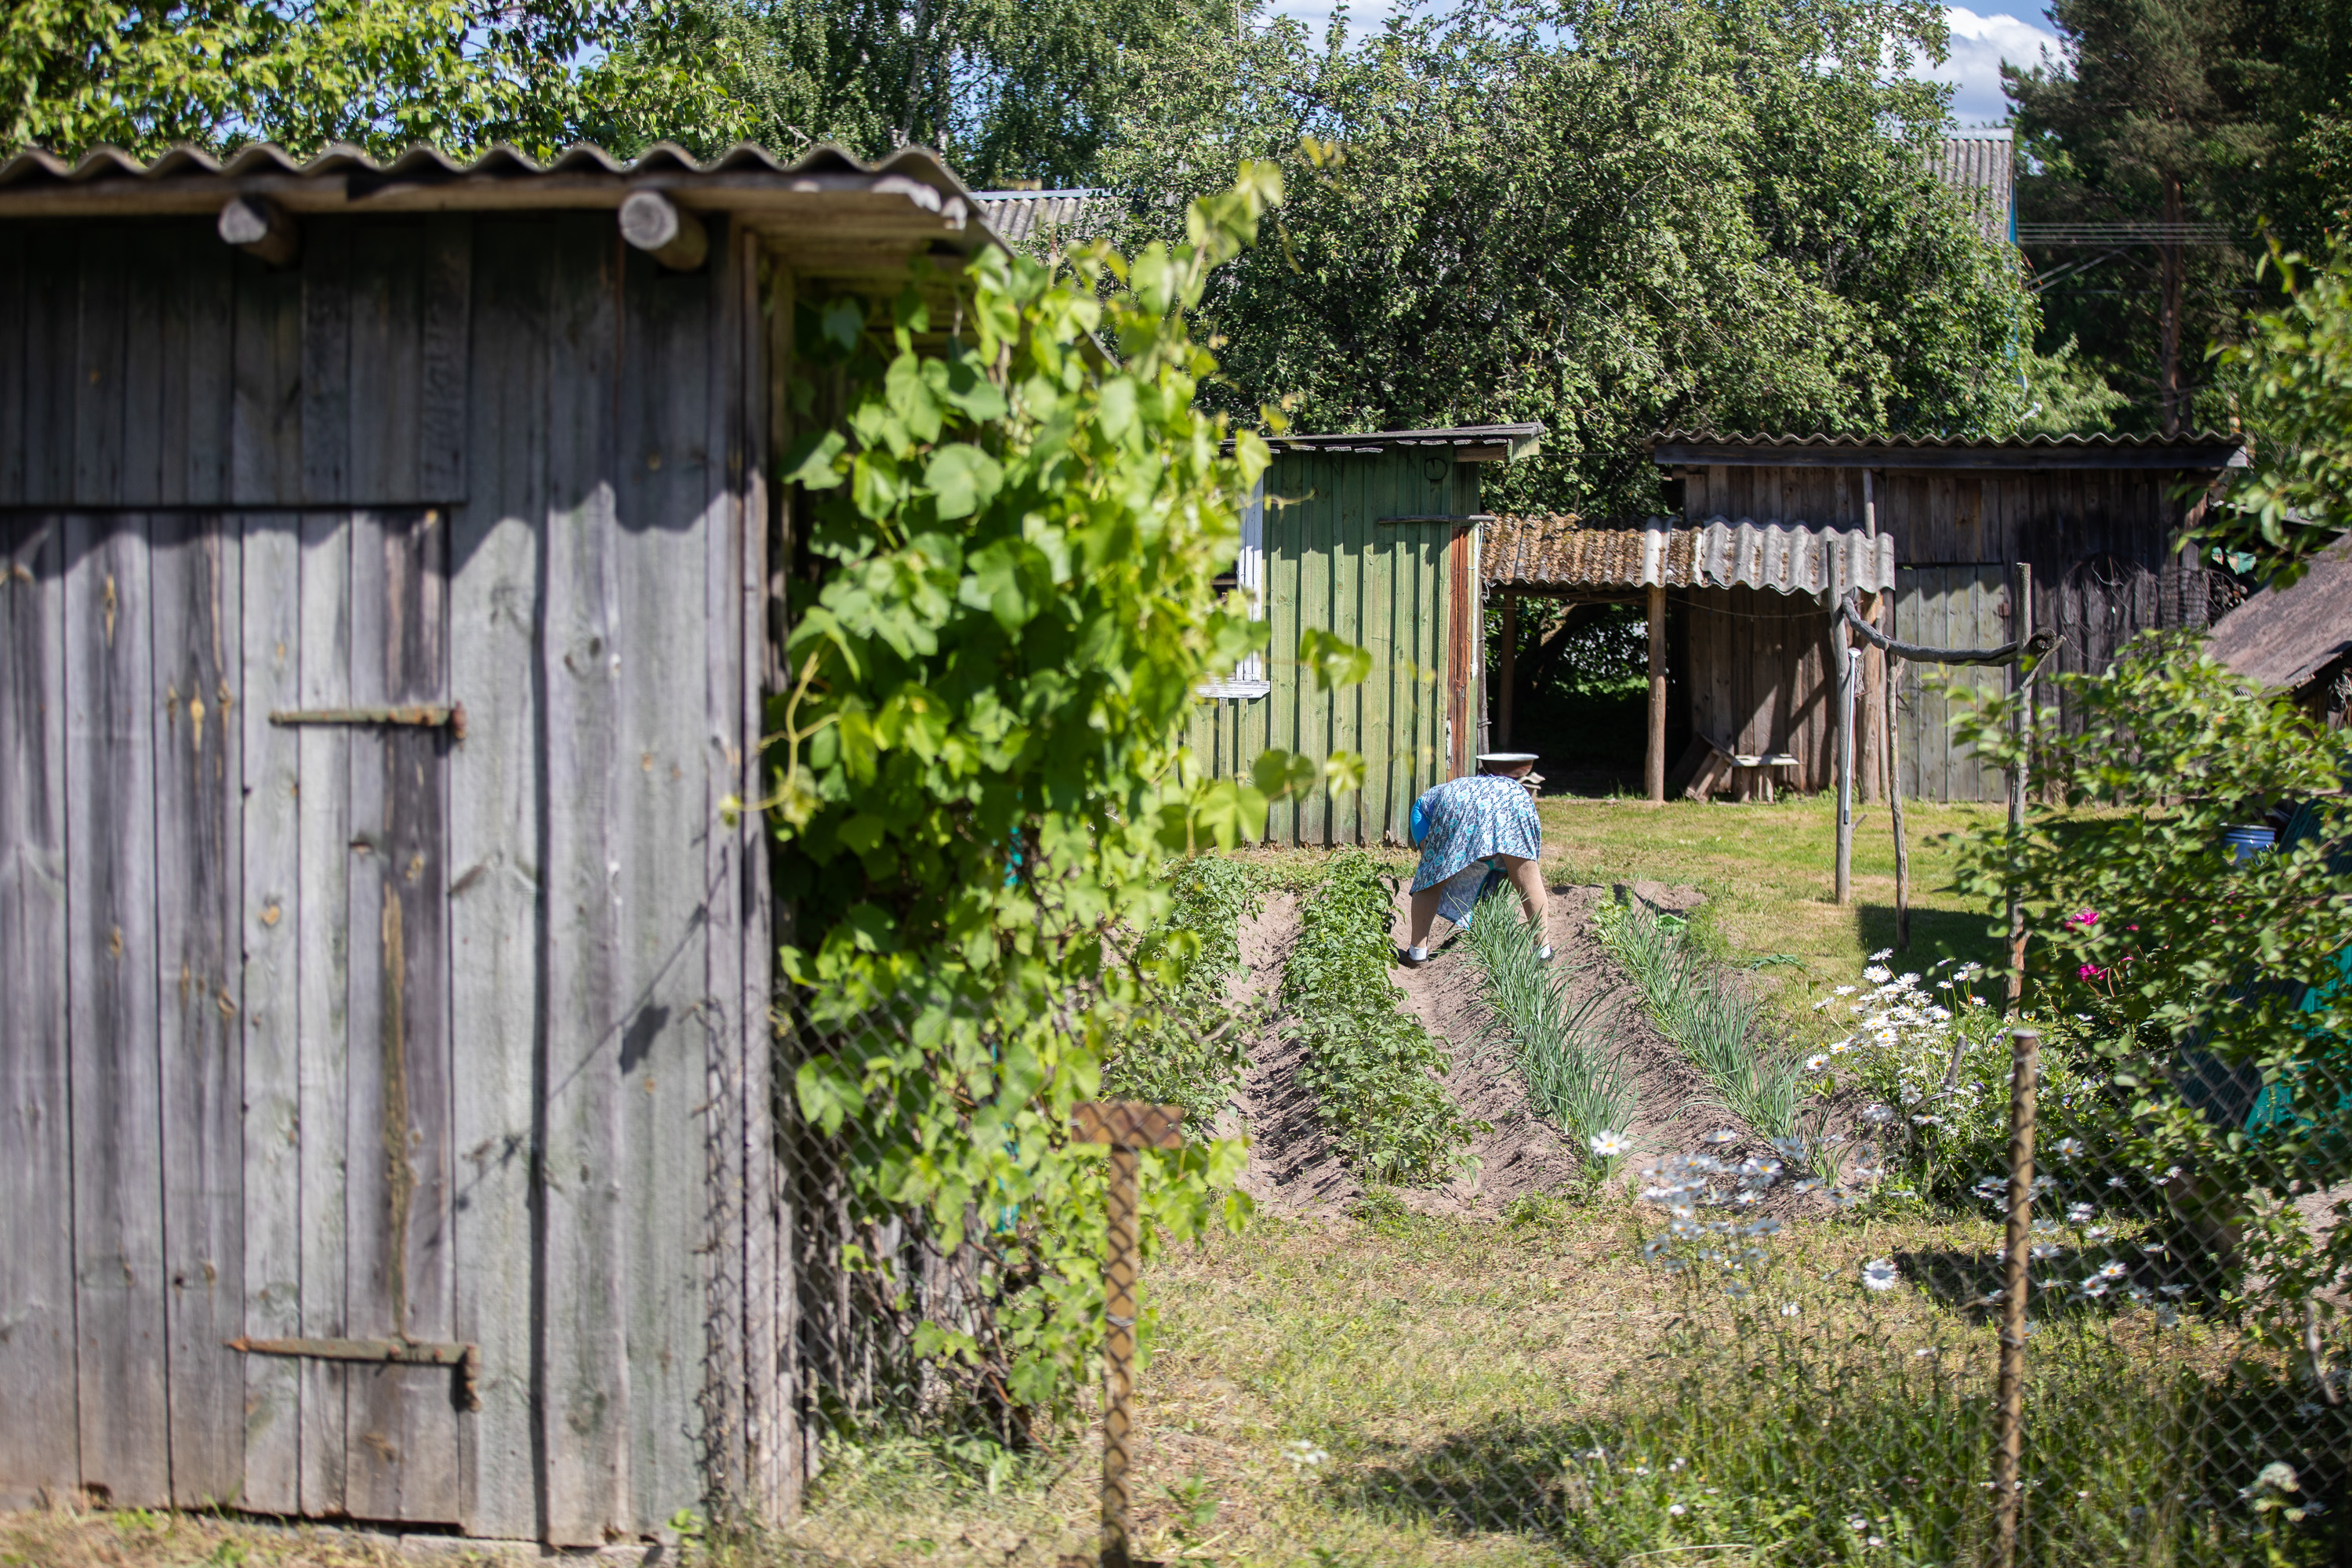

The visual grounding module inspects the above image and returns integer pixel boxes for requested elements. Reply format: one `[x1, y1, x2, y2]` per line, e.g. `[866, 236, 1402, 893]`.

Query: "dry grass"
[0, 1507, 530, 1567]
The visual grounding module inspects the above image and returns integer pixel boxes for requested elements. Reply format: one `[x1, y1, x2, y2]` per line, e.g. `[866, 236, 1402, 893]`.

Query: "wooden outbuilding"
[1189, 423, 1542, 844]
[0, 139, 989, 1544]
[2207, 540, 2352, 728]
[1486, 430, 2248, 803]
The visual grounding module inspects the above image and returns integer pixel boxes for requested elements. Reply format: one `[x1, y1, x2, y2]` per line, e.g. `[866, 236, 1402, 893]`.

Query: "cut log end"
[619, 191, 709, 271]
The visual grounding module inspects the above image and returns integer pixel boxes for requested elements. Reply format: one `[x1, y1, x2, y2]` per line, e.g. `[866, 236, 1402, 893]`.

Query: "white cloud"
[1917, 7, 2063, 126]
[1256, 3, 2064, 129]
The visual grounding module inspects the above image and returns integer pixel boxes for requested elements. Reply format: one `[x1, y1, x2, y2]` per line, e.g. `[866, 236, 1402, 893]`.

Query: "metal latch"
[268, 703, 466, 742]
[227, 1335, 482, 1410]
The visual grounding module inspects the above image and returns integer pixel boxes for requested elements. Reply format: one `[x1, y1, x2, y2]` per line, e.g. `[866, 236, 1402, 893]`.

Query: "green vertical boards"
[1891, 564, 2011, 802]
[1183, 448, 1469, 844]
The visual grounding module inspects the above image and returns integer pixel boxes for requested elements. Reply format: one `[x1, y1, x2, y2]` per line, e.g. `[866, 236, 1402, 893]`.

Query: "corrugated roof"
[1267, 423, 1545, 457]
[2206, 542, 2352, 693]
[1653, 429, 2248, 471]
[1486, 514, 1895, 597]
[0, 139, 985, 243]
[1933, 132, 2013, 246]
[972, 187, 1116, 246]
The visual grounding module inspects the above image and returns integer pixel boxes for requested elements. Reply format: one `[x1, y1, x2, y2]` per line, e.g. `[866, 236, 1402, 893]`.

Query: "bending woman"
[1400, 753, 1549, 967]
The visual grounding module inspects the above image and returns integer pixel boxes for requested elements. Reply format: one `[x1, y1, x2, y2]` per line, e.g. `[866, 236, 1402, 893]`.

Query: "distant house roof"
[1265, 423, 1545, 460]
[972, 187, 1116, 246]
[1485, 514, 1896, 597]
[1652, 430, 2249, 472]
[2206, 543, 2352, 695]
[1933, 131, 2014, 246]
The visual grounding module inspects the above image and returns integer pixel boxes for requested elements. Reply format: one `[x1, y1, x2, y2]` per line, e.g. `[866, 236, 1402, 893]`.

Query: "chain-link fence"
[757, 866, 2350, 1568]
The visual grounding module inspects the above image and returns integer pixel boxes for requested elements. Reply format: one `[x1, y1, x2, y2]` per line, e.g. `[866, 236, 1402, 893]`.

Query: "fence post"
[2003, 563, 2033, 1014]
[1073, 1101, 1185, 1568]
[1992, 1026, 2040, 1568]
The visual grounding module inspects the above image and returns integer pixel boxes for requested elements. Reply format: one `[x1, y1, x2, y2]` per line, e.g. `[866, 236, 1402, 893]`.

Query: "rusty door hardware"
[1072, 1101, 1185, 1568]
[268, 702, 466, 741]
[227, 1335, 482, 1410]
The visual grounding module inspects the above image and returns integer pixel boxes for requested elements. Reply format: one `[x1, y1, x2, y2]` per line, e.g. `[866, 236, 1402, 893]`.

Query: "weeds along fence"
[758, 873, 2352, 1568]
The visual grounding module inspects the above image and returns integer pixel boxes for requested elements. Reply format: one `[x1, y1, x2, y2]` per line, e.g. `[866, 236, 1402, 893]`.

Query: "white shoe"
[1537, 944, 1554, 964]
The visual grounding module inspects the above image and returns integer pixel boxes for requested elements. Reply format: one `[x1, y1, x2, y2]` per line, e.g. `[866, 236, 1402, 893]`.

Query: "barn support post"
[1645, 583, 1666, 804]
[1859, 468, 1882, 804]
[1497, 590, 1518, 747]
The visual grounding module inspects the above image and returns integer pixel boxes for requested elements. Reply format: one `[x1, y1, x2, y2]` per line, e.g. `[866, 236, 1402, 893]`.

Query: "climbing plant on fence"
[761, 164, 1365, 1422]
[1947, 633, 2352, 1337]
[1282, 851, 1479, 1185]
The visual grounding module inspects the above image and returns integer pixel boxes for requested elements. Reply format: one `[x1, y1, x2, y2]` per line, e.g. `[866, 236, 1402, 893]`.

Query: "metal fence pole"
[1992, 1026, 2040, 1568]
[1074, 1101, 1185, 1568]
[2003, 564, 2034, 1014]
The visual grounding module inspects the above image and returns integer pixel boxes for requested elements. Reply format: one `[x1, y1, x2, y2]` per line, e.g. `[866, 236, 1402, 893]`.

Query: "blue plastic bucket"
[2223, 824, 2275, 863]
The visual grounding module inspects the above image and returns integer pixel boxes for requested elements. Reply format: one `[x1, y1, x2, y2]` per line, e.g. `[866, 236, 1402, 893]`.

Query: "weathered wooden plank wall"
[1678, 459, 2213, 800]
[446, 222, 550, 1539]
[151, 510, 245, 1508]
[65, 512, 172, 1506]
[1891, 565, 2011, 802]
[1680, 587, 1838, 793]
[0, 209, 774, 1537]
[1185, 449, 1475, 845]
[238, 513, 303, 1515]
[0, 511, 75, 1509]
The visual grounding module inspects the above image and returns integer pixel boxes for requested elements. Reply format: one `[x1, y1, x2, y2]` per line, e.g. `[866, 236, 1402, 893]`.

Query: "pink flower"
[2068, 909, 2100, 927]
[2078, 963, 2104, 982]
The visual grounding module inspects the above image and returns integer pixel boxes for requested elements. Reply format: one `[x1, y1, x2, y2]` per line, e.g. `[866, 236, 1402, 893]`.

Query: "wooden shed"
[2207, 540, 2352, 729]
[1483, 430, 2247, 804]
[1187, 424, 1542, 844]
[0, 139, 988, 1544]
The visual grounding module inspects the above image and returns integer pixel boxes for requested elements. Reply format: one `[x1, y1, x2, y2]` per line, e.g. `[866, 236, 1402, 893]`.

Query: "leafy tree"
[580, 0, 1228, 184]
[0, 0, 601, 158]
[1100, 0, 2035, 517]
[2198, 238, 2352, 586]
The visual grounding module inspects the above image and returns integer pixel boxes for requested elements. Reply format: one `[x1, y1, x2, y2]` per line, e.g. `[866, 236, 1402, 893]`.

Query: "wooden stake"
[1646, 584, 1666, 804]
[1889, 655, 1911, 950]
[1073, 1102, 1185, 1568]
[2004, 564, 2033, 1014]
[1835, 642, 1857, 906]
[1992, 1028, 2040, 1568]
[1498, 591, 1518, 748]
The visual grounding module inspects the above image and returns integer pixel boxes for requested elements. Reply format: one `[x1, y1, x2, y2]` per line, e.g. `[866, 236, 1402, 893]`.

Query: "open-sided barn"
[1486, 430, 2249, 804]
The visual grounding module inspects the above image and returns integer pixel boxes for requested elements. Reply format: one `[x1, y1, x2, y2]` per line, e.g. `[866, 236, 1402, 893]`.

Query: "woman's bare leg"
[1407, 884, 1444, 950]
[1497, 855, 1549, 947]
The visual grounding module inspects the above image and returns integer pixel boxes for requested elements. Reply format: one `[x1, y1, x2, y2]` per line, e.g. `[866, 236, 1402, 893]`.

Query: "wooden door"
[237, 507, 459, 1524]
[1891, 564, 2011, 803]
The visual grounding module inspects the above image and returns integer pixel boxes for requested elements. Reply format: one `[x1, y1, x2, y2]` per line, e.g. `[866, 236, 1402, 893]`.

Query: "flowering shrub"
[1809, 954, 2134, 1207]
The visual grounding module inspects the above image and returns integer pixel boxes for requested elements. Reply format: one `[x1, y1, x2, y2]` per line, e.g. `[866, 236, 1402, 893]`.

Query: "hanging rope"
[1838, 589, 2057, 666]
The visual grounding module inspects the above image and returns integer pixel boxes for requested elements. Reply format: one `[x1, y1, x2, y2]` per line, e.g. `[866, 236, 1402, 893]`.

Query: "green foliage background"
[1100, 0, 2037, 517]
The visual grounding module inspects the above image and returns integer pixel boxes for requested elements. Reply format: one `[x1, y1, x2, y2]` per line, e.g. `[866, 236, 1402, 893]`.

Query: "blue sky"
[1259, 3, 2064, 128]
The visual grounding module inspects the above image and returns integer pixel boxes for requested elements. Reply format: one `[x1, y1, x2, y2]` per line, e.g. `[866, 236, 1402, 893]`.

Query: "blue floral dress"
[1410, 774, 1542, 927]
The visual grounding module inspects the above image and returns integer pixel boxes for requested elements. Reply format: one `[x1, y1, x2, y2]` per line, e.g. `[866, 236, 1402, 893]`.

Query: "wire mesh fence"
[755, 869, 2350, 1568]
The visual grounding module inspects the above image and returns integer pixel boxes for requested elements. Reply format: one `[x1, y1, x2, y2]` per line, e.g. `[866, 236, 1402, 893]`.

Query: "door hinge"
[227, 1335, 481, 1410]
[268, 702, 466, 742]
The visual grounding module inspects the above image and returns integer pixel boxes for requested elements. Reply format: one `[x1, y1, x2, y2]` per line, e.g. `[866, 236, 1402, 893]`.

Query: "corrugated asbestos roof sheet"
[972, 188, 1116, 245]
[1653, 429, 2249, 471]
[1933, 132, 2013, 246]
[1486, 514, 1896, 597]
[2206, 542, 2352, 693]
[0, 138, 985, 229]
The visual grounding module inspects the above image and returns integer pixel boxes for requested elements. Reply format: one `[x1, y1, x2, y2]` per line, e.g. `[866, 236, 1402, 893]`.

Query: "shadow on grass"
[1853, 901, 2004, 971]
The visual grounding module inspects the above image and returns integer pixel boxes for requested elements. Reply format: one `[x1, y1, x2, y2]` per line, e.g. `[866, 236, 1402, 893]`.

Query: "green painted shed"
[1189, 424, 1542, 845]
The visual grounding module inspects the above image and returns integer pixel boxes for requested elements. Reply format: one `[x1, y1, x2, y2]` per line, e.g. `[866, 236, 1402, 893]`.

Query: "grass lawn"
[1534, 794, 2012, 993]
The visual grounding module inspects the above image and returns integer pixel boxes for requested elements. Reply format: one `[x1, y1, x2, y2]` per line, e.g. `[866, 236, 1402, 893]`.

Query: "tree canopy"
[1100, 0, 2035, 517]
